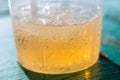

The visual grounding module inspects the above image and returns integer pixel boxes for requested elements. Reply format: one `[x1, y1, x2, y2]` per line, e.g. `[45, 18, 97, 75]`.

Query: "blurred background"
[0, 0, 120, 79]
[0, 0, 9, 16]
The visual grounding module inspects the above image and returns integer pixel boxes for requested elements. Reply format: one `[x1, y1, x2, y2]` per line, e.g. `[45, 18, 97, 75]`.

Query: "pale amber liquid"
[13, 16, 101, 74]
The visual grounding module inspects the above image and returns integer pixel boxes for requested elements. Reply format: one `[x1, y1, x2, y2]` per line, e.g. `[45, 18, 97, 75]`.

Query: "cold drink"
[12, 4, 102, 74]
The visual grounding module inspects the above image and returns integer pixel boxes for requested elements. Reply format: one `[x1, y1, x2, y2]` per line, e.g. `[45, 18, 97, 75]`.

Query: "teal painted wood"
[0, 16, 29, 80]
[101, 0, 120, 66]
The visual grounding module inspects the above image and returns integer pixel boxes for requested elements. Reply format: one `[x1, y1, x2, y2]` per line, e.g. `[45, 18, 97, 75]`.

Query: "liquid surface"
[12, 4, 102, 74]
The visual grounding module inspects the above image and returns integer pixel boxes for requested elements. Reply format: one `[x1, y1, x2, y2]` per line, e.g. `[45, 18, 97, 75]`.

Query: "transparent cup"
[9, 0, 102, 74]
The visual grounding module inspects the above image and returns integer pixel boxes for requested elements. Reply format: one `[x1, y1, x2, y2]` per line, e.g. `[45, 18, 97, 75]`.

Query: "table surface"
[0, 0, 120, 80]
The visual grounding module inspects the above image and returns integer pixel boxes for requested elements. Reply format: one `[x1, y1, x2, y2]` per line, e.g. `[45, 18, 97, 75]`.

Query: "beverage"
[12, 4, 102, 74]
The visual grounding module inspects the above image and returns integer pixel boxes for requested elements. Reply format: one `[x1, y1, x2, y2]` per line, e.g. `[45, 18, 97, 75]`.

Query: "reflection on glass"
[84, 70, 91, 79]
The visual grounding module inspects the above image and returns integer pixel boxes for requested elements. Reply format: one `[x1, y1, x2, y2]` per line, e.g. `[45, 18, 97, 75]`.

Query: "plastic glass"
[9, 0, 102, 74]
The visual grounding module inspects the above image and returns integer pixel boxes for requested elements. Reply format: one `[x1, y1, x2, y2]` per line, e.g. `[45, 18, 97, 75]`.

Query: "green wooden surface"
[0, 0, 120, 80]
